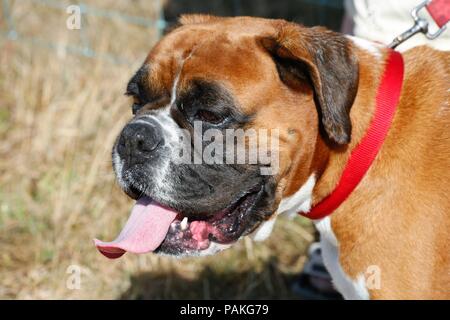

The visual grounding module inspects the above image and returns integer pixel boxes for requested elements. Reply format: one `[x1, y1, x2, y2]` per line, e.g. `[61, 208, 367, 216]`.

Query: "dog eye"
[132, 103, 143, 115]
[194, 109, 223, 124]
[130, 96, 145, 115]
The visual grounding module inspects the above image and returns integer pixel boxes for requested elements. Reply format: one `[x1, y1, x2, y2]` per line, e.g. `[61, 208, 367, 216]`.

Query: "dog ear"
[260, 23, 359, 145]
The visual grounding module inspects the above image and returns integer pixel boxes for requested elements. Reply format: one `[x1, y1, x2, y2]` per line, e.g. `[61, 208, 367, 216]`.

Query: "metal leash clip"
[389, 0, 448, 49]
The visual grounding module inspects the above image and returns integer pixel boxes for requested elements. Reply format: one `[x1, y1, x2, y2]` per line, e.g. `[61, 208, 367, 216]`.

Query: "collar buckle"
[389, 0, 447, 49]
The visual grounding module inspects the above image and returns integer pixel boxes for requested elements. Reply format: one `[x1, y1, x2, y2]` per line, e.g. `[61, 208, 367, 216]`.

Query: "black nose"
[117, 119, 164, 164]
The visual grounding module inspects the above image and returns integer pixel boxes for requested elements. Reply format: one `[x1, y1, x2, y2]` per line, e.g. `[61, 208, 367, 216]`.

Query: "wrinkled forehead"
[140, 23, 276, 101]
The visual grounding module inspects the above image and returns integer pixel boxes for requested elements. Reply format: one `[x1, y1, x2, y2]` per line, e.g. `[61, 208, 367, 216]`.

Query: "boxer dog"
[95, 16, 450, 299]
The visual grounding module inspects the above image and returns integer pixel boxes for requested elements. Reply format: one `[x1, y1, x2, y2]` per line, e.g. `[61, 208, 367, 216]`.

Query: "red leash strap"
[426, 0, 450, 28]
[301, 50, 404, 220]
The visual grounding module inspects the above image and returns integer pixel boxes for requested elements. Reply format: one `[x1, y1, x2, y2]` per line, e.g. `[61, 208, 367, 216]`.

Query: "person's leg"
[292, 231, 342, 300]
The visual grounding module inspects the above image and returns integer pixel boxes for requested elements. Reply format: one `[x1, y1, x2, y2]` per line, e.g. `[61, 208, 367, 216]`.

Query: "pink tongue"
[94, 197, 177, 259]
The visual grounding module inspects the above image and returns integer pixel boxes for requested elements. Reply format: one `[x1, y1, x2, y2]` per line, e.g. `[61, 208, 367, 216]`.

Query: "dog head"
[95, 16, 359, 257]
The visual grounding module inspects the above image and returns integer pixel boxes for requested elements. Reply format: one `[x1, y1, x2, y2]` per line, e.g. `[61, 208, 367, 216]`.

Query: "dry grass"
[0, 0, 314, 299]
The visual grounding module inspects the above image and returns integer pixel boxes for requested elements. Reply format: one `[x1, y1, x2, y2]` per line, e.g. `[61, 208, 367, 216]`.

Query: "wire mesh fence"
[1, 0, 344, 64]
[1, 0, 167, 64]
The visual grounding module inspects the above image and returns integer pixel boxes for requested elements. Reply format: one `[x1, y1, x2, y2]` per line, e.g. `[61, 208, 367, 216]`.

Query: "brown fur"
[140, 15, 450, 299]
[329, 46, 450, 299]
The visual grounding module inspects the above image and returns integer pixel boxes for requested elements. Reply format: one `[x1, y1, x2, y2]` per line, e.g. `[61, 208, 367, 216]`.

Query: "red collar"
[300, 50, 404, 220]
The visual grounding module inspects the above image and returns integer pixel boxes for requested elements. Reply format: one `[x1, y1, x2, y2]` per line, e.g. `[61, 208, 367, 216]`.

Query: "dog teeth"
[180, 217, 188, 230]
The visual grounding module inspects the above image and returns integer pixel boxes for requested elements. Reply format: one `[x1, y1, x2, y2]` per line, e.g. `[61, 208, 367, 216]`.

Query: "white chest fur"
[314, 217, 370, 300]
[263, 174, 371, 299]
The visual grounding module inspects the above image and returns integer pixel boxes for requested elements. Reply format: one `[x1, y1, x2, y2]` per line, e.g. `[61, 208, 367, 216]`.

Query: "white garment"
[345, 0, 450, 51]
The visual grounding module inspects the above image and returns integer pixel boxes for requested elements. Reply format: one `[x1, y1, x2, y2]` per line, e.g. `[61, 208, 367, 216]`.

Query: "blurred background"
[0, 0, 344, 299]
